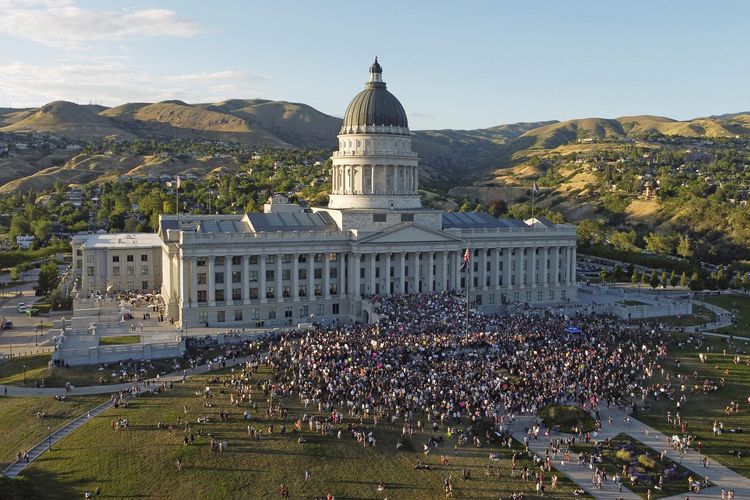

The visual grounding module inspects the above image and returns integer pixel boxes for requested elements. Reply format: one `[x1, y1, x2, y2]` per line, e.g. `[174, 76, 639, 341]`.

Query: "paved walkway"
[513, 404, 750, 499]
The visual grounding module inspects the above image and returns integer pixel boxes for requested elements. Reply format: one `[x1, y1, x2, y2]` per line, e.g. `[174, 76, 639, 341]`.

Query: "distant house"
[16, 235, 34, 249]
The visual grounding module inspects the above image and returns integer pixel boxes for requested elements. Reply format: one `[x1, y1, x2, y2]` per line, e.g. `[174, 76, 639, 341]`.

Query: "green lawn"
[98, 335, 141, 346]
[0, 354, 176, 388]
[0, 395, 107, 469]
[637, 333, 750, 480]
[570, 433, 705, 499]
[539, 405, 595, 433]
[13, 366, 588, 499]
[655, 305, 716, 328]
[705, 294, 750, 335]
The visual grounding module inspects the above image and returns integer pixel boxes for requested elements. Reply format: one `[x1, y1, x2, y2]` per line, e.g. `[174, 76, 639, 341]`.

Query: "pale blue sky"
[0, 0, 748, 130]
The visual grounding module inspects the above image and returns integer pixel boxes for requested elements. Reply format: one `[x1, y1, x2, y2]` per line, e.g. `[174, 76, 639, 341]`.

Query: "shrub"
[615, 449, 632, 462]
[638, 454, 656, 469]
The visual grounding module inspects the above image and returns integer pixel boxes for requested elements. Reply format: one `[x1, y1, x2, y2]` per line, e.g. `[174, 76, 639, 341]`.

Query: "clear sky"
[0, 0, 748, 130]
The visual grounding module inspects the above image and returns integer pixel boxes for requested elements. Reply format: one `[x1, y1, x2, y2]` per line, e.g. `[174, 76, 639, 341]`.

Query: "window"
[196, 257, 206, 267]
[266, 255, 275, 264]
[330, 283, 337, 295]
[127, 281, 135, 290]
[127, 266, 135, 276]
[266, 287, 274, 299]
[232, 271, 241, 283]
[561, 290, 567, 300]
[317, 304, 324, 315]
[234, 309, 243, 321]
[526, 291, 531, 302]
[198, 290, 207, 303]
[112, 266, 120, 276]
[251, 309, 260, 320]
[329, 253, 338, 262]
[282, 255, 291, 264]
[360, 268, 365, 279]
[232, 256, 242, 266]
[127, 255, 134, 262]
[249, 288, 259, 300]
[215, 256, 225, 266]
[141, 265, 149, 275]
[332, 303, 339, 314]
[217, 310, 225, 323]
[400, 213, 414, 222]
[87, 266, 94, 276]
[266, 270, 274, 281]
[112, 256, 119, 263]
[314, 253, 323, 262]
[489, 294, 495, 304]
[284, 307, 292, 318]
[249, 271, 258, 282]
[373, 213, 387, 222]
[76, 249, 82, 256]
[537, 290, 543, 301]
[329, 268, 337, 279]
[268, 309, 276, 320]
[197, 273, 207, 285]
[282, 286, 291, 298]
[215, 272, 224, 284]
[232, 288, 241, 301]
[86, 255, 94, 263]
[249, 255, 258, 265]
[314, 285, 322, 296]
[77, 260, 82, 269]
[298, 285, 307, 297]
[300, 305, 309, 318]
[141, 254, 148, 262]
[314, 269, 322, 279]
[198, 311, 207, 323]
[298, 269, 307, 280]
[282, 269, 291, 281]
[215, 289, 224, 302]
[375, 268, 380, 278]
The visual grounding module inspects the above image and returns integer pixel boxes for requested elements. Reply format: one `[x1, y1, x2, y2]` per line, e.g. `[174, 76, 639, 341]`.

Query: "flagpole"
[176, 176, 180, 225]
[531, 181, 536, 222]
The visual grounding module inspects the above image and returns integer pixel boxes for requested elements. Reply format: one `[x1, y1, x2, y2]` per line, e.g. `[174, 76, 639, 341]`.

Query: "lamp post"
[47, 424, 52, 450]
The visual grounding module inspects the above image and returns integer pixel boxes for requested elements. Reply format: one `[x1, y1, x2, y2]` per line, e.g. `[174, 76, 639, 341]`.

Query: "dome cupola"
[341, 58, 409, 133]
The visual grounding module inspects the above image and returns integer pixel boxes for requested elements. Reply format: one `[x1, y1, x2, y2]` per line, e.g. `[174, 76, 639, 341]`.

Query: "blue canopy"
[565, 326, 582, 334]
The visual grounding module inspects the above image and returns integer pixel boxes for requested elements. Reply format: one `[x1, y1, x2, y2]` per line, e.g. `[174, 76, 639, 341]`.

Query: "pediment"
[356, 222, 462, 244]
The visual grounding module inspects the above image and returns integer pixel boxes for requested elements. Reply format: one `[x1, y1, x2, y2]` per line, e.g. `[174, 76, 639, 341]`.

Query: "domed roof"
[342, 58, 408, 131]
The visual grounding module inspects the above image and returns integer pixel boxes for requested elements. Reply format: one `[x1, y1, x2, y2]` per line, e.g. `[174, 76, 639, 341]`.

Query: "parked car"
[2, 320, 12, 330]
[16, 303, 26, 313]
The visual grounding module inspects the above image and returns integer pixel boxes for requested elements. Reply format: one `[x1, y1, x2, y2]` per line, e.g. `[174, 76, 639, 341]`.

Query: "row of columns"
[332, 164, 418, 195]
[179, 245, 576, 306]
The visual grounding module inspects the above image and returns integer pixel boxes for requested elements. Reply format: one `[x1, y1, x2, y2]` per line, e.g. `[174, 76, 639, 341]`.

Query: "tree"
[613, 264, 624, 281]
[660, 271, 669, 288]
[631, 271, 639, 287]
[599, 269, 609, 283]
[610, 230, 639, 252]
[679, 272, 689, 288]
[689, 271, 702, 291]
[669, 270, 679, 288]
[641, 271, 649, 286]
[649, 270, 660, 289]
[743, 272, 750, 291]
[487, 199, 508, 218]
[9, 267, 19, 283]
[644, 232, 673, 255]
[37, 260, 60, 296]
[459, 200, 474, 212]
[677, 235, 693, 259]
[577, 219, 605, 247]
[31, 218, 52, 242]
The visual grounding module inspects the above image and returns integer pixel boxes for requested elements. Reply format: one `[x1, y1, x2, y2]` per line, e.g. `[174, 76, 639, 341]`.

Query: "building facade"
[71, 233, 163, 294]
[159, 60, 577, 328]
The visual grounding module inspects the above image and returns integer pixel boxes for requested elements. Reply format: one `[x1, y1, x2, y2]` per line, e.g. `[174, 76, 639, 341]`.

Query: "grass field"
[705, 294, 750, 335]
[0, 395, 106, 469]
[98, 335, 141, 346]
[538, 405, 595, 433]
[570, 433, 704, 499]
[650, 304, 716, 328]
[0, 354, 175, 388]
[12, 366, 588, 499]
[637, 333, 750, 480]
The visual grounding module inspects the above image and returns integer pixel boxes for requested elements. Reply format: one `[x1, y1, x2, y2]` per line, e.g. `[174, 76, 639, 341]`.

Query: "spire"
[369, 57, 383, 83]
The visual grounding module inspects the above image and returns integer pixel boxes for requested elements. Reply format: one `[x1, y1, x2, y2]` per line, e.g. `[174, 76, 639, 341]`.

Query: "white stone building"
[71, 233, 163, 294]
[159, 59, 577, 328]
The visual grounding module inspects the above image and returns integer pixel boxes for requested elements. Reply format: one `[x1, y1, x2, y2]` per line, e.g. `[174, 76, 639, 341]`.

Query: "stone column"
[338, 252, 346, 298]
[370, 165, 376, 194]
[570, 246, 577, 285]
[190, 256, 198, 306]
[242, 255, 250, 305]
[541, 247, 549, 287]
[260, 256, 267, 304]
[453, 251, 461, 290]
[426, 251, 434, 292]
[411, 251, 419, 293]
[225, 255, 232, 305]
[208, 256, 216, 307]
[491, 248, 499, 290]
[479, 248, 487, 289]
[440, 251, 448, 292]
[515, 248, 524, 289]
[529, 247, 537, 289]
[275, 255, 283, 303]
[398, 252, 406, 293]
[551, 246, 559, 285]
[384, 253, 391, 295]
[504, 247, 512, 289]
[368, 253, 377, 296]
[324, 253, 331, 299]
[292, 253, 299, 302]
[352, 253, 361, 298]
[308, 253, 316, 301]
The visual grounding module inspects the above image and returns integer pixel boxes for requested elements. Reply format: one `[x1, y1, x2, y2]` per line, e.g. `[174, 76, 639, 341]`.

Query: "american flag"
[176, 175, 181, 190]
[460, 244, 470, 272]
[533, 180, 539, 193]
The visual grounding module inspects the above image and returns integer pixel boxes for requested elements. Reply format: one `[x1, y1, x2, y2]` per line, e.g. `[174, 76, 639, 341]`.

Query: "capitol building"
[158, 59, 577, 328]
